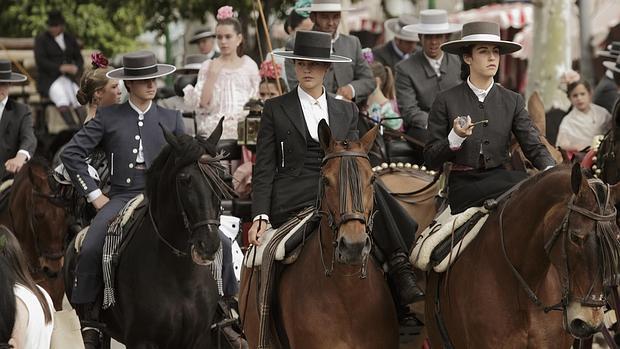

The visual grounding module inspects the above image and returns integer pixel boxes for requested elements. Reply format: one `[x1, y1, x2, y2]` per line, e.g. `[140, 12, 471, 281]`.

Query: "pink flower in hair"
[217, 6, 235, 20]
[361, 48, 374, 65]
[260, 60, 281, 80]
[91, 52, 109, 69]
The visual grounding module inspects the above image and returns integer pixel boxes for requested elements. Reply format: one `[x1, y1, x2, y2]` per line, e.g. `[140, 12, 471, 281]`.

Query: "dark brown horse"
[240, 122, 399, 348]
[425, 164, 620, 348]
[0, 158, 69, 310]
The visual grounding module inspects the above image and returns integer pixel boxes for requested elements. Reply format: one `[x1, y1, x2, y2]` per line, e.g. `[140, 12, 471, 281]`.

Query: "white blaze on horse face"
[565, 300, 604, 337]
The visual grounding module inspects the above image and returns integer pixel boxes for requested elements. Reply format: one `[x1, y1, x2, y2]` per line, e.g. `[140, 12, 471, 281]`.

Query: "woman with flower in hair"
[258, 60, 288, 102]
[76, 52, 121, 122]
[185, 6, 260, 140]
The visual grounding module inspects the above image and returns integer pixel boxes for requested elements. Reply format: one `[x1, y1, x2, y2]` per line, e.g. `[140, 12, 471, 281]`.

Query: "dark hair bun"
[76, 89, 89, 105]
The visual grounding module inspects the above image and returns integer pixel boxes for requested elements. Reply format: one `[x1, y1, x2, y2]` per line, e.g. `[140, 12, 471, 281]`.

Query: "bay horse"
[425, 164, 620, 348]
[64, 121, 235, 347]
[0, 157, 69, 310]
[240, 122, 399, 348]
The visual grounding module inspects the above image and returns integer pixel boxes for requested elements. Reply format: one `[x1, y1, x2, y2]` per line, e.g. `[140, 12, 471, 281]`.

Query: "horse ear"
[360, 124, 379, 153]
[159, 123, 180, 150]
[527, 91, 546, 135]
[318, 119, 332, 151]
[571, 162, 583, 195]
[205, 116, 224, 147]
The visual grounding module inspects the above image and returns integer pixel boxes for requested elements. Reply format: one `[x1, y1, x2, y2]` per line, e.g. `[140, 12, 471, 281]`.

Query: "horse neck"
[8, 174, 39, 265]
[150, 185, 188, 252]
[482, 177, 567, 289]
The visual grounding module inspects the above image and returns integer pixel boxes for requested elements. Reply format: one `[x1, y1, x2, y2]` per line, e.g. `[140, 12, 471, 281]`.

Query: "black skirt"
[448, 167, 527, 214]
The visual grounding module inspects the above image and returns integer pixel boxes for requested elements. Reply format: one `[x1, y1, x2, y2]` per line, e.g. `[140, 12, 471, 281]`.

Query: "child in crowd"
[364, 49, 403, 130]
[258, 60, 288, 102]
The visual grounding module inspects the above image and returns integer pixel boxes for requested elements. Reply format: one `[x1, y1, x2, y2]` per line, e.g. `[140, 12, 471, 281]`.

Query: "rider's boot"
[389, 251, 425, 305]
[218, 296, 249, 349]
[77, 301, 103, 349]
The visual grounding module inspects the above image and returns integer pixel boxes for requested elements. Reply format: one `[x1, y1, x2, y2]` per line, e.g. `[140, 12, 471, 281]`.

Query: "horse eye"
[569, 232, 586, 246]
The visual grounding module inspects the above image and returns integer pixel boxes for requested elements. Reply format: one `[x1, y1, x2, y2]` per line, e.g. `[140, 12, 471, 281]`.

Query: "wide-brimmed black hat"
[0, 60, 27, 83]
[441, 21, 521, 55]
[271, 31, 351, 63]
[107, 51, 176, 80]
[603, 54, 620, 74]
[189, 29, 216, 44]
[598, 41, 620, 60]
[175, 54, 208, 74]
[46, 10, 66, 26]
[385, 15, 419, 42]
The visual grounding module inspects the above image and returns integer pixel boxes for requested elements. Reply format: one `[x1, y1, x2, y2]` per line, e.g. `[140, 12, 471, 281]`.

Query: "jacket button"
[483, 140, 490, 145]
[133, 149, 138, 154]
[135, 135, 140, 140]
[138, 121, 144, 127]
[126, 178, 131, 184]
[129, 163, 134, 168]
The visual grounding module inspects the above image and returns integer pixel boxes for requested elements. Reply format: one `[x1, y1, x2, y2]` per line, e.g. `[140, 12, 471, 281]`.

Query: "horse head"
[21, 158, 67, 278]
[153, 117, 233, 266]
[318, 120, 378, 267]
[543, 163, 620, 338]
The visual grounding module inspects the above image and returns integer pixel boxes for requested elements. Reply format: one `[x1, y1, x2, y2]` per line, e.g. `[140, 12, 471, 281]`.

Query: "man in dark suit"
[34, 10, 84, 127]
[0, 60, 37, 181]
[594, 42, 620, 113]
[395, 9, 462, 143]
[372, 14, 419, 71]
[284, 0, 374, 102]
[251, 31, 424, 319]
[189, 28, 220, 60]
[425, 22, 555, 214]
[61, 51, 182, 346]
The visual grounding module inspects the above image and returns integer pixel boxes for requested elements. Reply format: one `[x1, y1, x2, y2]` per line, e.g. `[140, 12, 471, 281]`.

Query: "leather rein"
[498, 180, 616, 316]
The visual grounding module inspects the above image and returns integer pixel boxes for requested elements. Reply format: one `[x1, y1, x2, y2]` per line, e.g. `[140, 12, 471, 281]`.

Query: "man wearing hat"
[0, 60, 37, 181]
[594, 42, 620, 113]
[395, 9, 462, 143]
[424, 21, 555, 213]
[252, 30, 424, 319]
[34, 10, 84, 127]
[284, 0, 374, 102]
[60, 50, 183, 346]
[372, 14, 420, 71]
[189, 28, 219, 59]
[158, 54, 208, 117]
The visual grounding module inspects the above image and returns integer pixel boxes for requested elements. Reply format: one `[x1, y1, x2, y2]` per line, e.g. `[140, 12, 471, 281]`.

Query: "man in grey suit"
[395, 9, 462, 143]
[372, 14, 419, 71]
[0, 60, 36, 180]
[284, 0, 374, 102]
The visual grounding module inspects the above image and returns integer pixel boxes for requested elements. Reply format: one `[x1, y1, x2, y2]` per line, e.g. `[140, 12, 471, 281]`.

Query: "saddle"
[411, 206, 489, 273]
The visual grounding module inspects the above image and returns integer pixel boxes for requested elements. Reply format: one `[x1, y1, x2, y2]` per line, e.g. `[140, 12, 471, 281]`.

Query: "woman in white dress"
[556, 80, 612, 156]
[0, 226, 54, 349]
[184, 6, 260, 140]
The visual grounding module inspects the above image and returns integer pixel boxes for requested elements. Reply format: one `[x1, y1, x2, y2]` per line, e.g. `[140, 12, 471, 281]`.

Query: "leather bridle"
[499, 179, 617, 320]
[316, 149, 375, 278]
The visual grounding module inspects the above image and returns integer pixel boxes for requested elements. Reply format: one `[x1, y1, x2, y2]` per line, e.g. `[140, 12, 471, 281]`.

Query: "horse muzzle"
[566, 301, 604, 339]
[335, 235, 372, 265]
[190, 241, 220, 266]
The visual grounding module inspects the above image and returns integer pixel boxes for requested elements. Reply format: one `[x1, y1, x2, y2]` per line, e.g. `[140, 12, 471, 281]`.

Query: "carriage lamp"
[237, 98, 263, 146]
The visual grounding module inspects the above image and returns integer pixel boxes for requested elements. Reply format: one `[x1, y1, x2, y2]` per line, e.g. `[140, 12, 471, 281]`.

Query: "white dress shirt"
[54, 32, 66, 51]
[128, 98, 152, 163]
[0, 96, 31, 160]
[297, 86, 329, 141]
[424, 53, 444, 77]
[448, 77, 494, 150]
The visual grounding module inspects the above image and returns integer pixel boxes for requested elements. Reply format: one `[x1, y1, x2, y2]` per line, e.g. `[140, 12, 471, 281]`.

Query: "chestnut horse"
[240, 122, 399, 348]
[425, 164, 619, 348]
[0, 157, 69, 310]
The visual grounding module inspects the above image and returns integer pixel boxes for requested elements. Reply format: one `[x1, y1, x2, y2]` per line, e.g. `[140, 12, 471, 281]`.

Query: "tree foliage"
[0, 0, 293, 56]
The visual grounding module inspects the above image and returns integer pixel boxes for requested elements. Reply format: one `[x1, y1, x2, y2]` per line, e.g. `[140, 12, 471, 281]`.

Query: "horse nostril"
[569, 319, 597, 338]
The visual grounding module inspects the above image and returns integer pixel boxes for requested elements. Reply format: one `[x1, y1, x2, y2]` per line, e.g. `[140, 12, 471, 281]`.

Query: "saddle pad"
[0, 179, 13, 193]
[73, 194, 145, 254]
[410, 206, 489, 273]
[244, 211, 315, 268]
